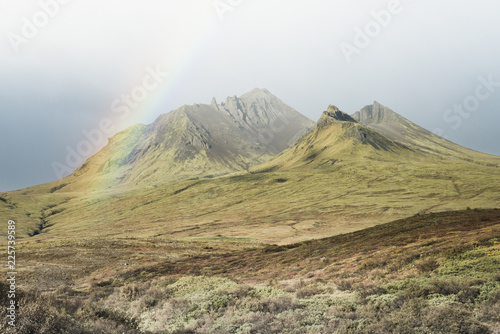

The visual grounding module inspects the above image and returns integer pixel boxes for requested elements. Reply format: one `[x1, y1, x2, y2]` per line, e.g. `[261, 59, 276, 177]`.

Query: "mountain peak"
[211, 97, 219, 110]
[240, 88, 274, 99]
[319, 105, 357, 124]
[352, 102, 402, 125]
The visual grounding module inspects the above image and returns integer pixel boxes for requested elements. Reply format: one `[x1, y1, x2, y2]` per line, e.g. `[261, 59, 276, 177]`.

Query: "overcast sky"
[1, 0, 499, 191]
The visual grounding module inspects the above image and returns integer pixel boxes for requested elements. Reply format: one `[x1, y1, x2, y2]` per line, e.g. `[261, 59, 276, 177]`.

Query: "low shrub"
[423, 304, 490, 334]
[415, 257, 439, 273]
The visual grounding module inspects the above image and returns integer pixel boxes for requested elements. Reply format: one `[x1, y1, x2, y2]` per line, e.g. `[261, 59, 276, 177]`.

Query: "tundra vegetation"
[1, 209, 499, 333]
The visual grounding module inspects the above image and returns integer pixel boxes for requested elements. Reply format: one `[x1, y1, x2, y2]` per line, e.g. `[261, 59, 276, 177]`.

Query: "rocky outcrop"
[318, 105, 357, 127]
[211, 97, 219, 110]
[218, 88, 315, 150]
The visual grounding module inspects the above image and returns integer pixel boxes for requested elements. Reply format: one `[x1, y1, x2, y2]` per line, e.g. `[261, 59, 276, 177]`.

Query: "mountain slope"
[2, 101, 499, 243]
[255, 105, 417, 171]
[65, 88, 314, 190]
[352, 102, 499, 164]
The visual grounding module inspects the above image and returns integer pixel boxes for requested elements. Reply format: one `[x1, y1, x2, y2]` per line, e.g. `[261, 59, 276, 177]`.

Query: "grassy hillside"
[2, 139, 499, 244]
[2, 154, 498, 244]
[2, 209, 499, 333]
[3, 105, 498, 244]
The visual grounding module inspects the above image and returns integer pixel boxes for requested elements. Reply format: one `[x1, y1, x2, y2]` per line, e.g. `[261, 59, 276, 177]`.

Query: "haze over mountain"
[65, 88, 314, 190]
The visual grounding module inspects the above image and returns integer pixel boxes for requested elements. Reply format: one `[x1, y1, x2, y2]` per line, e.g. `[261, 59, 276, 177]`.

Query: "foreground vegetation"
[2, 209, 499, 333]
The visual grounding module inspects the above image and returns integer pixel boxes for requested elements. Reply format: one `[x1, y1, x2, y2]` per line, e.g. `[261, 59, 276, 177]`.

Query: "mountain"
[66, 88, 314, 189]
[2, 100, 499, 243]
[351, 102, 498, 163]
[255, 104, 415, 171]
[257, 102, 500, 172]
[351, 102, 443, 149]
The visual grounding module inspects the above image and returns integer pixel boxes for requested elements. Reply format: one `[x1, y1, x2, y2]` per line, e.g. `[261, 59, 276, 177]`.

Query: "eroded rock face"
[219, 88, 315, 149]
[342, 125, 370, 143]
[318, 105, 357, 127]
